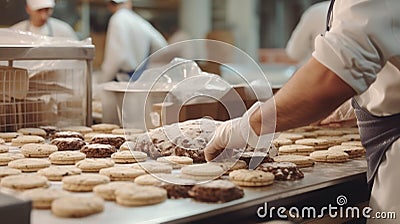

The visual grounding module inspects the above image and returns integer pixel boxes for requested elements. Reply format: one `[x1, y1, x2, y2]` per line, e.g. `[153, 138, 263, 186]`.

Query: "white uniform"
[286, 1, 330, 64]
[100, 8, 168, 83]
[313, 0, 400, 222]
[10, 17, 77, 40]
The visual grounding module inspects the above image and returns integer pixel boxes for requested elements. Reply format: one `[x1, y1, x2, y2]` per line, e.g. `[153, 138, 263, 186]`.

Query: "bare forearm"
[250, 57, 356, 135]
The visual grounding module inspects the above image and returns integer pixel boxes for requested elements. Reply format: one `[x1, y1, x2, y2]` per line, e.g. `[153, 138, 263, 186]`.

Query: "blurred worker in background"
[285, 1, 330, 65]
[11, 0, 78, 39]
[98, 0, 168, 83]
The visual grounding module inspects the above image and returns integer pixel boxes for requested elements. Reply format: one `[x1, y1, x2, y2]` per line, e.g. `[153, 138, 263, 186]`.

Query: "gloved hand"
[204, 102, 274, 162]
[319, 99, 357, 127]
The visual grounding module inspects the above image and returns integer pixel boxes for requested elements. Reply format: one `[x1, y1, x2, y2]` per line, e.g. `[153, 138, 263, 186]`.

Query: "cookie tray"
[30, 158, 367, 224]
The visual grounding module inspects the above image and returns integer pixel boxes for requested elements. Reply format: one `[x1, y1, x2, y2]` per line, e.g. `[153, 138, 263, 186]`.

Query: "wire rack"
[0, 45, 94, 132]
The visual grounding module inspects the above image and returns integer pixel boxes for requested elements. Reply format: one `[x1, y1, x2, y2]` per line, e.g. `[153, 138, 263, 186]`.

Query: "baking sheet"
[29, 158, 367, 224]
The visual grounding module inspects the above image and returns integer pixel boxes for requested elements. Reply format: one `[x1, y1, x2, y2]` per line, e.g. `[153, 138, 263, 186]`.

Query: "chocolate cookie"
[257, 162, 304, 181]
[80, 144, 116, 158]
[188, 180, 244, 203]
[51, 138, 86, 151]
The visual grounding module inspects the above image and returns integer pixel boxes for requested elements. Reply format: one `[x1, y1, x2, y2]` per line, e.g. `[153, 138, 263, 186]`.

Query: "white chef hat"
[110, 0, 127, 3]
[27, 0, 55, 10]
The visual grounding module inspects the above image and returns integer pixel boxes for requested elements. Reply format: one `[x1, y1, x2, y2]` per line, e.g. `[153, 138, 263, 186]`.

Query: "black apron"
[352, 99, 400, 183]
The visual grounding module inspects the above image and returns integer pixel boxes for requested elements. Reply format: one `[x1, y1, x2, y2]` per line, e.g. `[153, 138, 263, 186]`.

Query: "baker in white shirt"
[205, 0, 400, 222]
[11, 0, 77, 40]
[285, 1, 330, 65]
[98, 0, 168, 83]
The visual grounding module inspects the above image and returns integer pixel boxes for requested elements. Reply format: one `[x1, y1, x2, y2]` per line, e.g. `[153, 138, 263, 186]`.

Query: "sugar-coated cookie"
[310, 150, 349, 163]
[180, 163, 224, 181]
[0, 166, 21, 179]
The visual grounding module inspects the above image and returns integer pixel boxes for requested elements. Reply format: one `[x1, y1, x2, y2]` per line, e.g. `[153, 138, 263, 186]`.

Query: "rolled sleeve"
[312, 1, 385, 94]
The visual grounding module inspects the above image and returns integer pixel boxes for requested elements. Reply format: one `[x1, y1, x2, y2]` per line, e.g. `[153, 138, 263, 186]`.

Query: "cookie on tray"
[188, 179, 244, 203]
[93, 181, 138, 201]
[21, 143, 58, 158]
[53, 131, 84, 140]
[80, 144, 117, 158]
[0, 153, 25, 166]
[62, 173, 110, 192]
[51, 137, 86, 151]
[309, 150, 349, 163]
[273, 155, 315, 168]
[11, 135, 45, 147]
[38, 166, 82, 181]
[21, 188, 70, 209]
[89, 134, 126, 149]
[327, 145, 365, 158]
[0, 132, 21, 142]
[17, 128, 47, 137]
[0, 166, 21, 179]
[276, 133, 304, 141]
[99, 166, 145, 181]
[115, 185, 167, 206]
[341, 141, 363, 147]
[0, 145, 9, 153]
[159, 176, 196, 199]
[60, 126, 93, 135]
[39, 126, 59, 138]
[295, 138, 331, 150]
[156, 155, 193, 169]
[49, 151, 86, 165]
[8, 158, 51, 172]
[131, 161, 172, 174]
[211, 160, 248, 174]
[51, 196, 104, 218]
[180, 163, 224, 181]
[278, 144, 315, 156]
[91, 123, 120, 134]
[229, 169, 275, 187]
[75, 158, 115, 172]
[272, 138, 293, 148]
[257, 162, 304, 181]
[111, 150, 147, 164]
[1, 174, 49, 190]
[119, 141, 136, 151]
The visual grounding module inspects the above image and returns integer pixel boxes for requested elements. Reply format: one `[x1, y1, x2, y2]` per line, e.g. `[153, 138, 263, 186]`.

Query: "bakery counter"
[31, 158, 368, 224]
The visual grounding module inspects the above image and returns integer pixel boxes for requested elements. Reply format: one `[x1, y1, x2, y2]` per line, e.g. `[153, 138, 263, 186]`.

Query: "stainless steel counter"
[31, 158, 367, 224]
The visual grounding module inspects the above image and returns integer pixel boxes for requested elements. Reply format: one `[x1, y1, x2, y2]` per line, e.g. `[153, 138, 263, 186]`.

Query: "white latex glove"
[204, 102, 274, 162]
[319, 99, 357, 127]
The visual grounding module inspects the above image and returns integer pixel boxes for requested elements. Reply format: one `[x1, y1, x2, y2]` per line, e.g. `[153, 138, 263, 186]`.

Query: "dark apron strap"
[326, 0, 336, 32]
[352, 98, 400, 183]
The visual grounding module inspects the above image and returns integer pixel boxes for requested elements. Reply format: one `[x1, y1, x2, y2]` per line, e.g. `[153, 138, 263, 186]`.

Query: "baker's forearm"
[250, 57, 356, 135]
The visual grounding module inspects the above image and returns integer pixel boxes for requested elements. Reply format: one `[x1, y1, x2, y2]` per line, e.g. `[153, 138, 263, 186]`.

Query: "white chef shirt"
[10, 17, 77, 40]
[313, 0, 400, 116]
[100, 8, 168, 83]
[286, 1, 330, 64]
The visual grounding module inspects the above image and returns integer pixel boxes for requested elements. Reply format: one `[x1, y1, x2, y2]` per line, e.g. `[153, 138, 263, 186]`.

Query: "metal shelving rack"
[0, 45, 95, 130]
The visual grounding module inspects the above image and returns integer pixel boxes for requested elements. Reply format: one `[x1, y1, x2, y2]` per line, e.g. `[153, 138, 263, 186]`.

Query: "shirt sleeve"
[100, 18, 126, 83]
[312, 0, 392, 94]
